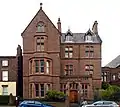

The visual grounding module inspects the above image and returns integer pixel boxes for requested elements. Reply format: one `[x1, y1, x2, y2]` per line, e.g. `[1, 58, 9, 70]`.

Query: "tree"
[101, 85, 120, 101]
[102, 82, 110, 90]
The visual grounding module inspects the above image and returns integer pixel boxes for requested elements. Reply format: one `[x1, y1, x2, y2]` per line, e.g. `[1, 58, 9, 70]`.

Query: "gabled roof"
[85, 28, 93, 36]
[21, 5, 60, 36]
[105, 55, 120, 68]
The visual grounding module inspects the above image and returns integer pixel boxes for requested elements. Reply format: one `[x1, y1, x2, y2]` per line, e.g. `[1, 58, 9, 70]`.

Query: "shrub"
[45, 90, 66, 101]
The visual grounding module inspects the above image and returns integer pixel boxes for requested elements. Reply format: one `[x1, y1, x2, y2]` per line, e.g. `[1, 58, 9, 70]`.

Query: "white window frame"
[2, 71, 8, 81]
[2, 60, 8, 67]
[2, 85, 8, 95]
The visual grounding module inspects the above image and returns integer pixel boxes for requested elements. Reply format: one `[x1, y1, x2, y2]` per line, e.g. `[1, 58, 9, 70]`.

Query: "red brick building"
[0, 45, 23, 97]
[102, 55, 120, 85]
[22, 3, 102, 101]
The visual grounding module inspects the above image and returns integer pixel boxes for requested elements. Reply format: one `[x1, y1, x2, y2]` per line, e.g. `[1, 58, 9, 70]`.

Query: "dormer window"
[85, 35, 92, 42]
[85, 29, 93, 42]
[65, 29, 73, 42]
[37, 22, 45, 32]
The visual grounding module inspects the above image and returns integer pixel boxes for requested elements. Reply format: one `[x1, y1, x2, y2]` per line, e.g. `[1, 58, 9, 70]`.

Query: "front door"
[69, 90, 78, 103]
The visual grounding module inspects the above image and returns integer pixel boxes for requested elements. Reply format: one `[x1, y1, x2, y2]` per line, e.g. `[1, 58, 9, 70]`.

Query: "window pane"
[85, 51, 89, 57]
[41, 84, 44, 97]
[69, 52, 73, 58]
[46, 84, 50, 92]
[35, 60, 39, 72]
[41, 44, 44, 51]
[90, 65, 93, 70]
[2, 71, 8, 81]
[70, 65, 73, 69]
[37, 44, 40, 51]
[90, 51, 94, 57]
[2, 60, 8, 67]
[37, 38, 40, 43]
[30, 84, 32, 98]
[85, 65, 89, 70]
[40, 60, 44, 73]
[69, 47, 73, 51]
[35, 84, 39, 97]
[37, 23, 44, 32]
[2, 86, 8, 95]
[113, 75, 116, 80]
[90, 46, 94, 51]
[41, 38, 44, 43]
[65, 53, 69, 58]
[65, 47, 68, 51]
[86, 46, 89, 50]
[86, 35, 92, 42]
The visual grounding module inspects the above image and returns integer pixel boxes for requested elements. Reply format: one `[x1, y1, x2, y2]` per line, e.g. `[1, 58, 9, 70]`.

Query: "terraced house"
[22, 3, 102, 101]
[0, 45, 23, 97]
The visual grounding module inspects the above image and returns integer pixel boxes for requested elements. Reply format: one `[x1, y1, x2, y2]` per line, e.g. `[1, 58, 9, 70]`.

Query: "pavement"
[70, 103, 80, 107]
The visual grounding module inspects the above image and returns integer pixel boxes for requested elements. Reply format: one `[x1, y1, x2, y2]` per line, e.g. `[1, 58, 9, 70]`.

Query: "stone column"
[65, 82, 70, 107]
[32, 83, 35, 98]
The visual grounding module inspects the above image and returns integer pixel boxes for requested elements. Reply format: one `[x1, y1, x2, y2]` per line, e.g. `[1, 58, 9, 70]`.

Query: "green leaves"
[101, 84, 120, 101]
[45, 90, 66, 101]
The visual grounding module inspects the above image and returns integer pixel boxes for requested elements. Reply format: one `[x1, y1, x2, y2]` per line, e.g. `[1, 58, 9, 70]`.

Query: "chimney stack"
[92, 21, 98, 34]
[40, 3, 43, 10]
[17, 45, 22, 56]
[57, 17, 61, 32]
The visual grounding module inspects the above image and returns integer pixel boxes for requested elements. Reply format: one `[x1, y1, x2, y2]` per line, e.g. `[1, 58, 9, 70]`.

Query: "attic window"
[65, 29, 73, 42]
[85, 35, 93, 42]
[37, 22, 45, 32]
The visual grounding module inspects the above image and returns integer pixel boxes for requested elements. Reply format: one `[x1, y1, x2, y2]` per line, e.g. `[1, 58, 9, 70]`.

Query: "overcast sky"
[0, 0, 120, 66]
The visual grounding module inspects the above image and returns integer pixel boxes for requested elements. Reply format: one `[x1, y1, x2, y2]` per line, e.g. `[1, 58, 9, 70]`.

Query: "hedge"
[0, 95, 16, 105]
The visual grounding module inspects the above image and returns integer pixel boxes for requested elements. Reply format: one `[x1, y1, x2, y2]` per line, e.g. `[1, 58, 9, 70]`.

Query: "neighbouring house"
[0, 45, 23, 98]
[102, 55, 120, 85]
[22, 3, 102, 102]
[0, 56, 17, 96]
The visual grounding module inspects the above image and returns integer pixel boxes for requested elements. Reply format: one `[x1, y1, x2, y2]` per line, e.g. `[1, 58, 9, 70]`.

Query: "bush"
[45, 90, 66, 102]
[101, 85, 120, 101]
[0, 95, 9, 105]
[102, 82, 110, 90]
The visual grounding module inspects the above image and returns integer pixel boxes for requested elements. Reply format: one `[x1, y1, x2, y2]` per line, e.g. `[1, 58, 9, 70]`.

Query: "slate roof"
[105, 55, 120, 68]
[61, 30, 102, 43]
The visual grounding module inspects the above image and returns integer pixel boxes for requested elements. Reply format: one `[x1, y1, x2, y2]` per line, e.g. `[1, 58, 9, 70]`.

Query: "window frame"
[36, 37, 45, 52]
[2, 85, 8, 95]
[85, 46, 94, 57]
[64, 65, 73, 75]
[37, 22, 45, 32]
[2, 60, 8, 67]
[65, 46, 73, 58]
[2, 71, 8, 81]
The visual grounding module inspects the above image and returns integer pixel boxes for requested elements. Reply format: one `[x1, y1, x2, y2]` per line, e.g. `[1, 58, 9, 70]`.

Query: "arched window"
[37, 22, 45, 32]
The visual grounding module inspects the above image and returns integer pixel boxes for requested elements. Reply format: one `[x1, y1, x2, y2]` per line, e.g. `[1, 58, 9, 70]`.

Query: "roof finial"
[40, 3, 43, 9]
[58, 17, 61, 22]
[68, 26, 70, 30]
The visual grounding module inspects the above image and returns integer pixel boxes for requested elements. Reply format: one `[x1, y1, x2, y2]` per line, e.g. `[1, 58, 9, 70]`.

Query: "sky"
[0, 0, 120, 66]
